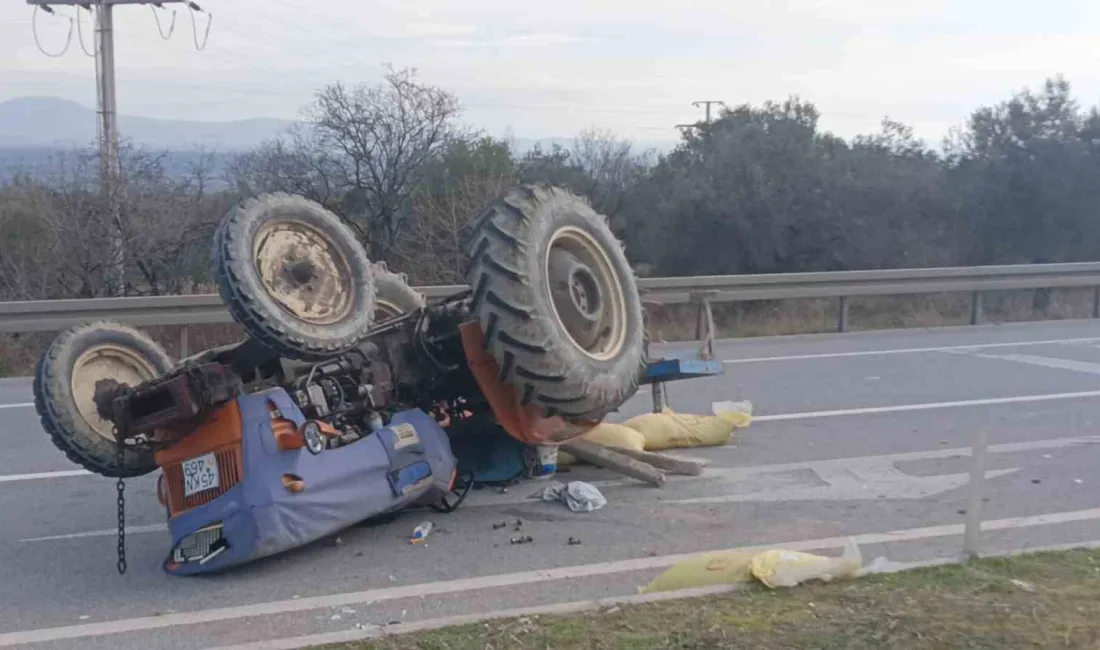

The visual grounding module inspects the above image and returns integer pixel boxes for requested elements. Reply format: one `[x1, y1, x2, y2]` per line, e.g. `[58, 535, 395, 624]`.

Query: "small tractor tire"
[464, 185, 646, 421]
[211, 193, 377, 361]
[33, 321, 173, 477]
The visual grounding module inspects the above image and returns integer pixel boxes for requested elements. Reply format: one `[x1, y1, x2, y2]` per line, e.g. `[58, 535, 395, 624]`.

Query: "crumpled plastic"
[538, 480, 608, 512]
[750, 539, 862, 588]
[640, 539, 864, 593]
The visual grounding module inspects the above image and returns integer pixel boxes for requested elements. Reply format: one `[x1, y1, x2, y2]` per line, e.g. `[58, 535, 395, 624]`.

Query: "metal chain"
[115, 428, 127, 575]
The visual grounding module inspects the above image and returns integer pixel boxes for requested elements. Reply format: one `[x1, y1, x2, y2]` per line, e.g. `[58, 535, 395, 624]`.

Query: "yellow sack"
[580, 422, 647, 451]
[750, 540, 862, 588]
[621, 407, 743, 451]
[639, 551, 757, 594]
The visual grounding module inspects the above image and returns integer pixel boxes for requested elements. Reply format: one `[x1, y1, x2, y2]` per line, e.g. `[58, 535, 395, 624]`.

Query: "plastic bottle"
[409, 521, 433, 544]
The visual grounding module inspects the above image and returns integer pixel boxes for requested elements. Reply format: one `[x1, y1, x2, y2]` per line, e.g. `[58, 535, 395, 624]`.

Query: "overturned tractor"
[33, 185, 650, 575]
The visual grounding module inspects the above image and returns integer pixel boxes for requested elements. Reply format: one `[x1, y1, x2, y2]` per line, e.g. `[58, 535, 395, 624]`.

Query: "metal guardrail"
[4, 262, 1100, 337]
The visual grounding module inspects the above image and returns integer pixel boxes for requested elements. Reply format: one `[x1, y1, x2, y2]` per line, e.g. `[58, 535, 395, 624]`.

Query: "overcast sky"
[3, 0, 1100, 145]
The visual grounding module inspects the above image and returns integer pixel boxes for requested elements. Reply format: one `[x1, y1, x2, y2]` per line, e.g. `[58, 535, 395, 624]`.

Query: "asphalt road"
[4, 319, 1100, 648]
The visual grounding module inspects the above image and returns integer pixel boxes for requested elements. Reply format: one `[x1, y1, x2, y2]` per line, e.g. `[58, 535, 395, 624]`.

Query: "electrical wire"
[150, 4, 177, 41]
[186, 2, 212, 51]
[76, 6, 96, 58]
[31, 5, 74, 58]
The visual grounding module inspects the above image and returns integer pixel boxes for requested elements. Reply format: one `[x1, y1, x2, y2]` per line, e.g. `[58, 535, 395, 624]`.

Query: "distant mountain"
[0, 97, 293, 151]
[0, 97, 678, 184]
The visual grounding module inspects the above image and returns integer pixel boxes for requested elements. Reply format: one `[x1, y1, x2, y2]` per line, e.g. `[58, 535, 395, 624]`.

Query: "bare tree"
[0, 145, 227, 299]
[226, 125, 343, 209]
[395, 172, 514, 284]
[225, 67, 462, 261]
[572, 128, 654, 222]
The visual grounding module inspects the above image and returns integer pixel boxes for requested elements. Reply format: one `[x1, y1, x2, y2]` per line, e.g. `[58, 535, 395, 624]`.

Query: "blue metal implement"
[641, 357, 723, 385]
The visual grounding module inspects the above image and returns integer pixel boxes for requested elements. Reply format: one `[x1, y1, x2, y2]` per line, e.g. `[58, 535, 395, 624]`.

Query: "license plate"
[182, 453, 220, 498]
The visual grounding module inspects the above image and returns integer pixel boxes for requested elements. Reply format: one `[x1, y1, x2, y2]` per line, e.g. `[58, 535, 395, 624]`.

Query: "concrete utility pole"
[691, 100, 726, 124]
[26, 0, 206, 295]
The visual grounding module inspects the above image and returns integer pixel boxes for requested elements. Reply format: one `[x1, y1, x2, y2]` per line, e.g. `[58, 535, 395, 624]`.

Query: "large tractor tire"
[33, 321, 174, 477]
[371, 261, 426, 320]
[464, 185, 646, 421]
[211, 193, 377, 361]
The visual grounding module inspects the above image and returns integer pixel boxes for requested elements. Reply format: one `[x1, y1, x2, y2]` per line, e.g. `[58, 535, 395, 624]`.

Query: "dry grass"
[2, 288, 1096, 378]
[326, 548, 1100, 650]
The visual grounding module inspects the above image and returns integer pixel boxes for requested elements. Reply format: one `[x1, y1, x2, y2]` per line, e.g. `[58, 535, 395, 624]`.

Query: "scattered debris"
[493, 521, 508, 530]
[340, 607, 357, 615]
[1010, 579, 1036, 593]
[539, 481, 608, 512]
[511, 535, 534, 545]
[333, 536, 345, 547]
[568, 537, 582, 546]
[410, 521, 434, 544]
[330, 614, 342, 622]
[604, 606, 622, 615]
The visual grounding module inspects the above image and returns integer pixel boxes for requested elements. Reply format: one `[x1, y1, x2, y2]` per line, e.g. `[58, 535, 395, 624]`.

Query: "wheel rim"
[252, 220, 356, 326]
[374, 300, 405, 321]
[544, 226, 628, 361]
[70, 344, 160, 443]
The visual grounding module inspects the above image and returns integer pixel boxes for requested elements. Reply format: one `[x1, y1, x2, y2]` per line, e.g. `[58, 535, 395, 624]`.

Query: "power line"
[30, 4, 73, 57]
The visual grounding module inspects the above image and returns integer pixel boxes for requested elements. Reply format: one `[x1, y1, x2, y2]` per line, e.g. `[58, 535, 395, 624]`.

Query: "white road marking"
[722, 336, 1100, 364]
[206, 537, 1100, 650]
[0, 402, 32, 410]
[445, 435, 1100, 509]
[25, 435, 1097, 540]
[21, 523, 167, 542]
[0, 469, 90, 483]
[5, 505, 1100, 647]
[964, 352, 1100, 376]
[469, 435, 1100, 509]
[6, 395, 1100, 486]
[666, 466, 1020, 505]
[753, 390, 1100, 422]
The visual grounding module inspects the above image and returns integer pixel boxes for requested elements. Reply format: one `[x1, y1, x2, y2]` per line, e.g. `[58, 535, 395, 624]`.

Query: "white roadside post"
[963, 425, 990, 559]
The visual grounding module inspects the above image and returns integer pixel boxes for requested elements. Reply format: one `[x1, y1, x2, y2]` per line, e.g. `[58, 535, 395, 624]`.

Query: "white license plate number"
[182, 453, 220, 497]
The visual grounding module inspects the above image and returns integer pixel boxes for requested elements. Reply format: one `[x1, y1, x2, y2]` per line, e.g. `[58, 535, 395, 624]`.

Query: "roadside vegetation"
[333, 549, 1100, 650]
[5, 70, 1100, 372]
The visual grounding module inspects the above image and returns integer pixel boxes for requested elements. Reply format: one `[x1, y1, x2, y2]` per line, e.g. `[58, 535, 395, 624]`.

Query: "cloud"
[2, 0, 1099, 144]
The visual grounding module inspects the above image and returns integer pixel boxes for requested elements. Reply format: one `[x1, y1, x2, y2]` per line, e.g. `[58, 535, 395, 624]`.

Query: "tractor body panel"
[160, 388, 455, 576]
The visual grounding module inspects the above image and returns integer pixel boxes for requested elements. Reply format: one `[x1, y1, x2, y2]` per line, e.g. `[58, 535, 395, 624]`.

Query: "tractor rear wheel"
[33, 321, 173, 477]
[464, 185, 646, 421]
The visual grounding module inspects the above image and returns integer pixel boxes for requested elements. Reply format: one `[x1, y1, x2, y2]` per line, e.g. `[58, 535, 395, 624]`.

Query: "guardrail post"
[963, 426, 989, 560]
[1093, 287, 1099, 319]
[969, 291, 983, 326]
[838, 296, 849, 333]
[179, 326, 189, 359]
